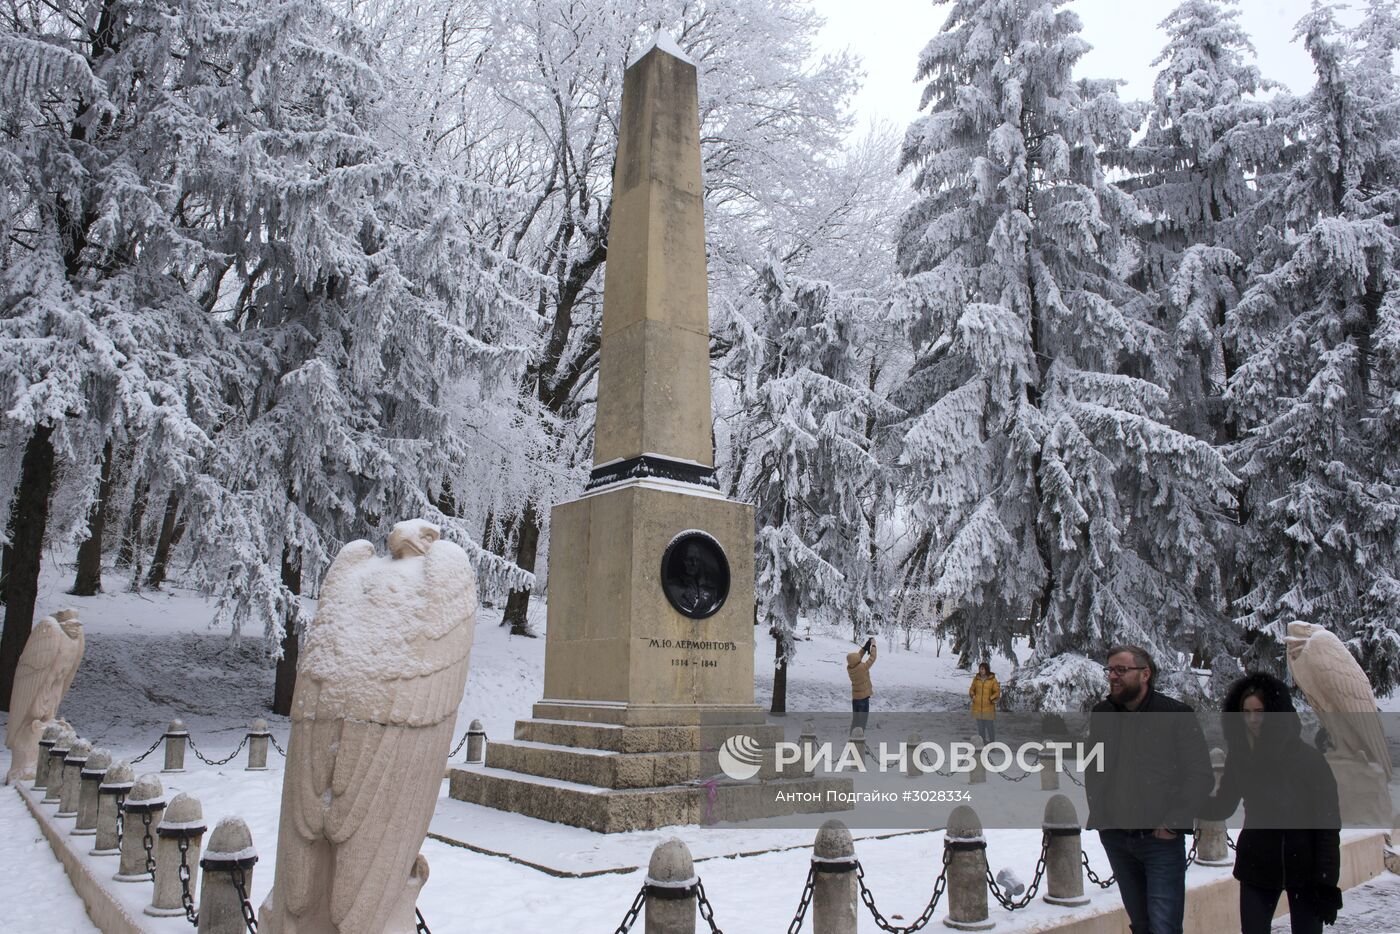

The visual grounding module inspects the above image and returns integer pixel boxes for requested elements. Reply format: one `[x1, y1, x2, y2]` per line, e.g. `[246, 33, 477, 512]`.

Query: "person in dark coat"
[1202, 672, 1342, 933]
[1085, 645, 1214, 934]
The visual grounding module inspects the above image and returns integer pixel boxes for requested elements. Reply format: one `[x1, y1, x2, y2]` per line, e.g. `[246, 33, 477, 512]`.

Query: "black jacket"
[1084, 687, 1213, 834]
[1200, 673, 1341, 894]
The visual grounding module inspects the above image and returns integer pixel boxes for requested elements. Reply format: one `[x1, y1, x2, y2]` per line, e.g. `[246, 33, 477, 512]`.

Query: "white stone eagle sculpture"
[1285, 621, 1392, 781]
[5, 609, 84, 784]
[260, 520, 477, 934]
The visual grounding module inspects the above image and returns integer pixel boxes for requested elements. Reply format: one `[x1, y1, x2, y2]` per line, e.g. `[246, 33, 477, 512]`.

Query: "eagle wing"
[5, 618, 66, 750]
[1290, 629, 1392, 780]
[56, 625, 84, 705]
[279, 538, 476, 932]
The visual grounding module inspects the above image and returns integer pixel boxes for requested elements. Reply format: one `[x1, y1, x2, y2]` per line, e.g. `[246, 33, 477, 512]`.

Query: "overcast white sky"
[812, 0, 1343, 134]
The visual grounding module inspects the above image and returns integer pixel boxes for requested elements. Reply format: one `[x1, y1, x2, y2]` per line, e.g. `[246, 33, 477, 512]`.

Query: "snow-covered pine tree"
[146, 1, 537, 707]
[0, 0, 238, 705]
[1100, 0, 1286, 679]
[718, 128, 906, 713]
[896, 0, 1235, 705]
[1227, 0, 1400, 694]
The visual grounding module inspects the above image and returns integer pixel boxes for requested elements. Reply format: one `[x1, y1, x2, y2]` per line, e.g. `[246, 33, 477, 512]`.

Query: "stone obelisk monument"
[540, 31, 758, 725]
[448, 34, 847, 831]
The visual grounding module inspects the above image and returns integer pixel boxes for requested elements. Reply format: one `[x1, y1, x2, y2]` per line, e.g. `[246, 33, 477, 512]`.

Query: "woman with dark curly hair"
[1203, 672, 1342, 933]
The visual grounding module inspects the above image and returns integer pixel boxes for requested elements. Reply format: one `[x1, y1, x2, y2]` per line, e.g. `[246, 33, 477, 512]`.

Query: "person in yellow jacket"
[847, 637, 876, 732]
[969, 662, 1000, 743]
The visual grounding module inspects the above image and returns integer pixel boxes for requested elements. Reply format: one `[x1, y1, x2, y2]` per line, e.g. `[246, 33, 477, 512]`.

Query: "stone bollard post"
[146, 793, 207, 917]
[73, 748, 111, 835]
[811, 820, 858, 934]
[968, 738, 987, 785]
[43, 728, 75, 803]
[198, 817, 258, 934]
[93, 760, 134, 856]
[465, 719, 486, 764]
[1194, 748, 1232, 866]
[1042, 794, 1089, 906]
[846, 727, 867, 766]
[644, 837, 697, 934]
[163, 719, 189, 773]
[943, 804, 994, 930]
[34, 723, 62, 791]
[245, 719, 271, 771]
[799, 721, 819, 771]
[58, 738, 92, 817]
[1038, 749, 1060, 791]
[905, 733, 924, 778]
[115, 773, 166, 882]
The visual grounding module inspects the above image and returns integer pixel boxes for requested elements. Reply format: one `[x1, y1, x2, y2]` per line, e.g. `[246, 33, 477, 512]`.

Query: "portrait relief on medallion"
[661, 530, 730, 619]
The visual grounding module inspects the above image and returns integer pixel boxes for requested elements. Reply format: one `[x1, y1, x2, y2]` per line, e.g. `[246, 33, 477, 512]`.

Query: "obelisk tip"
[628, 30, 694, 68]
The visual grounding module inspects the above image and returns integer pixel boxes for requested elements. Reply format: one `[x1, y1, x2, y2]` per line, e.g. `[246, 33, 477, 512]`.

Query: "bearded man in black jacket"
[1085, 645, 1213, 934]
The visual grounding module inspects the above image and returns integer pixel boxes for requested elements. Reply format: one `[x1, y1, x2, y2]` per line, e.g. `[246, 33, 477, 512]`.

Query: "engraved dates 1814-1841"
[660, 530, 730, 619]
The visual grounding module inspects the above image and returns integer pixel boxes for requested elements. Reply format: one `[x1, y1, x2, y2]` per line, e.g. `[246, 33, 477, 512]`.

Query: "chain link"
[448, 728, 472, 759]
[997, 768, 1032, 783]
[187, 732, 250, 767]
[1081, 850, 1115, 889]
[1227, 833, 1237, 852]
[177, 835, 199, 926]
[986, 832, 1048, 910]
[1185, 839, 1198, 867]
[142, 811, 156, 876]
[114, 791, 127, 850]
[232, 866, 259, 932]
[785, 866, 817, 934]
[1064, 768, 1085, 787]
[415, 908, 431, 933]
[612, 884, 647, 934]
[856, 850, 950, 933]
[268, 733, 286, 757]
[695, 878, 724, 934]
[130, 734, 165, 764]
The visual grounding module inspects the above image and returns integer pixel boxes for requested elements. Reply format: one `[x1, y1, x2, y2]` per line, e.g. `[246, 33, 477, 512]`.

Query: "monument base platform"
[447, 714, 852, 832]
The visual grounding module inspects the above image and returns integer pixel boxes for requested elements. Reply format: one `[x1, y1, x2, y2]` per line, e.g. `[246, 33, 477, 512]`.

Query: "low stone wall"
[18, 782, 148, 934]
[1012, 831, 1388, 934]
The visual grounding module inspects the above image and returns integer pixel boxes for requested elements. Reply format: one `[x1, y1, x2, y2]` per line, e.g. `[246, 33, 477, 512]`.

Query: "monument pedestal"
[448, 715, 850, 833]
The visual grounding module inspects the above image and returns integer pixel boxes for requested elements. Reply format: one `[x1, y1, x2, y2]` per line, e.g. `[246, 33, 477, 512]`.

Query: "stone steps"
[513, 717, 785, 753]
[486, 737, 790, 789]
[448, 764, 852, 833]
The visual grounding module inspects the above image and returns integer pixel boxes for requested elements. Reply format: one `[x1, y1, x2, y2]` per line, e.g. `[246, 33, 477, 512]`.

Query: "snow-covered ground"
[3, 559, 1398, 932]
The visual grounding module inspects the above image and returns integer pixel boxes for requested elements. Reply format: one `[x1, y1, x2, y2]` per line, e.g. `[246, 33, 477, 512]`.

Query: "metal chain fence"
[177, 835, 199, 926]
[1081, 850, 1116, 889]
[231, 865, 259, 932]
[187, 732, 250, 767]
[142, 811, 157, 876]
[611, 883, 647, 933]
[785, 866, 817, 934]
[856, 851, 950, 933]
[695, 879, 724, 933]
[130, 734, 165, 764]
[986, 833, 1049, 910]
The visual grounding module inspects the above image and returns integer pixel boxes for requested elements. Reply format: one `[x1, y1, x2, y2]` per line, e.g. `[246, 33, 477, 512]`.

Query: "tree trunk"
[501, 502, 539, 637]
[71, 439, 115, 596]
[115, 475, 148, 569]
[271, 548, 302, 715]
[144, 491, 181, 589]
[770, 635, 788, 715]
[0, 425, 57, 712]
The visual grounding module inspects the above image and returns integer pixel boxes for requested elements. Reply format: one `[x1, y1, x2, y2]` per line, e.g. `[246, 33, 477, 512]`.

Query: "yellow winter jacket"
[969, 674, 1000, 720]
[846, 643, 877, 700]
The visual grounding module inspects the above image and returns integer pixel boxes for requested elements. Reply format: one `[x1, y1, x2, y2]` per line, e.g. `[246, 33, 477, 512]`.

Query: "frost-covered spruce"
[894, 0, 1234, 697]
[1225, 0, 1400, 693]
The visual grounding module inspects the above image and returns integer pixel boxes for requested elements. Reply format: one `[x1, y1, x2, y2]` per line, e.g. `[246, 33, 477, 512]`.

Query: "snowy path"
[1271, 872, 1400, 933]
[0, 780, 101, 933]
